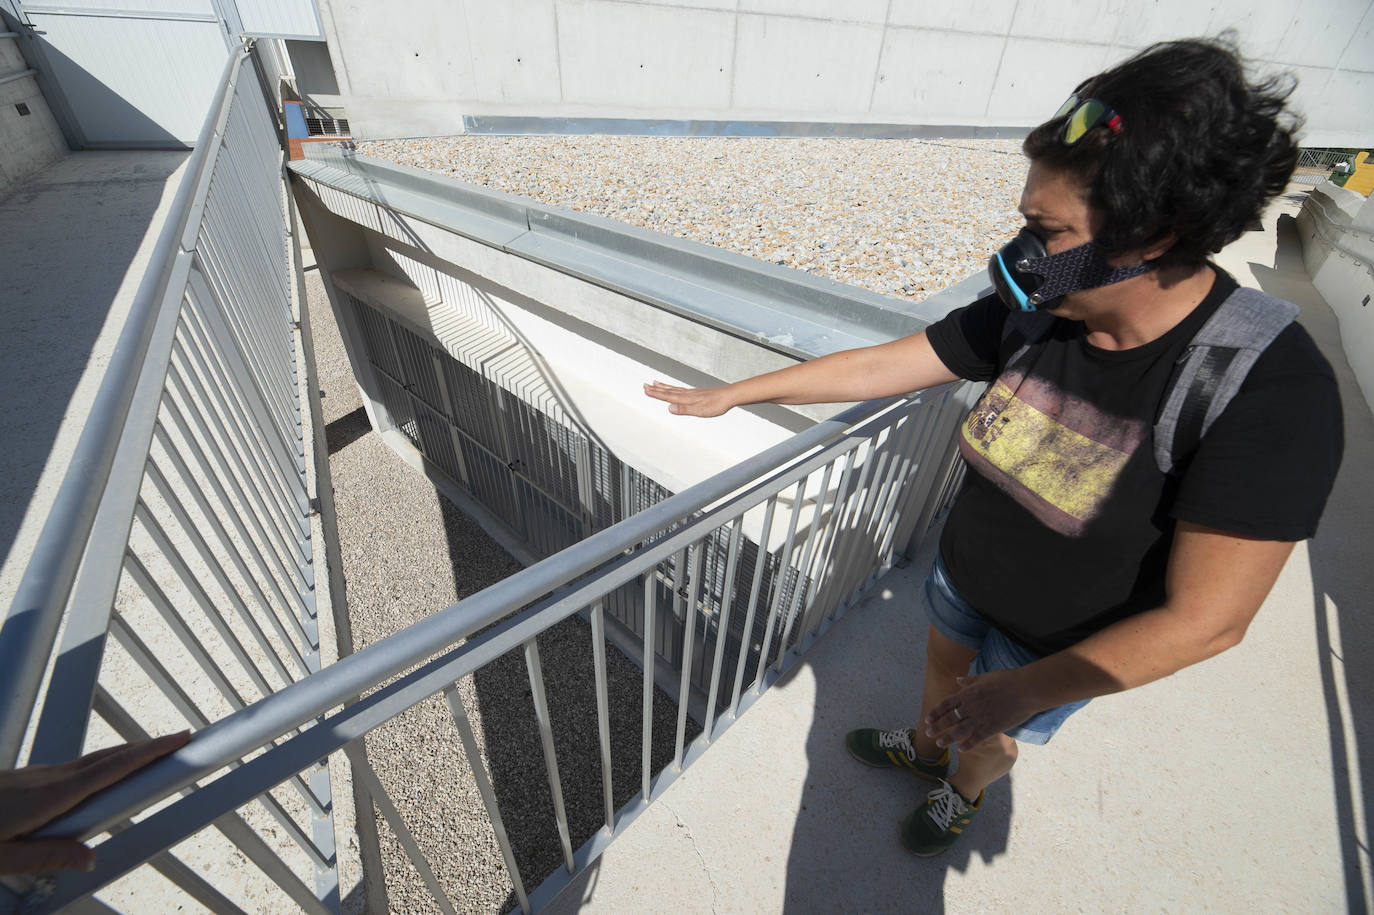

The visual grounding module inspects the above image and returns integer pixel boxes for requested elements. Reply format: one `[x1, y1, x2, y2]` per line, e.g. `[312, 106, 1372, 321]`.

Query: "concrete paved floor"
[0, 151, 190, 612]
[543, 191, 1374, 913]
[0, 152, 368, 913]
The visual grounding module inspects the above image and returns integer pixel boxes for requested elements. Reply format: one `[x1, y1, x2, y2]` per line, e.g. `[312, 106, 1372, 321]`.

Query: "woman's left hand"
[925, 669, 1042, 750]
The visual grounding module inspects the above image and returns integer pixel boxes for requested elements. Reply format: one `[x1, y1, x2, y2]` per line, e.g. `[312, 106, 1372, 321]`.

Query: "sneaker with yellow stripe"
[844, 727, 950, 780]
[900, 780, 983, 856]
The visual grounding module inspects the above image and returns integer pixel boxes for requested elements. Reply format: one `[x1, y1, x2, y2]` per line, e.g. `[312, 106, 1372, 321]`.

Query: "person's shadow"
[782, 529, 1012, 913]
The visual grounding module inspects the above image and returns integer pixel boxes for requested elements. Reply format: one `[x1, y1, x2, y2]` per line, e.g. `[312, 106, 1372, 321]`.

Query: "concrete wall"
[0, 34, 66, 197]
[310, 0, 1374, 146]
[1297, 182, 1374, 411]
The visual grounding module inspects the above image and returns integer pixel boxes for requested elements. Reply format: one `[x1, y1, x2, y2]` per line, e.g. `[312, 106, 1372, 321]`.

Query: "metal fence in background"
[0, 42, 338, 913]
[1293, 147, 1360, 185]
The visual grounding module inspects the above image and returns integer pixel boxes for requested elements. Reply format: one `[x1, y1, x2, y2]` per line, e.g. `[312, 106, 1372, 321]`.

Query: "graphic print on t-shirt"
[959, 366, 1148, 537]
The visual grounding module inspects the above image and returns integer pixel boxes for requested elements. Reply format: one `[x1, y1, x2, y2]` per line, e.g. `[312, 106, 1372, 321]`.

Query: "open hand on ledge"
[0, 731, 190, 876]
[643, 381, 736, 418]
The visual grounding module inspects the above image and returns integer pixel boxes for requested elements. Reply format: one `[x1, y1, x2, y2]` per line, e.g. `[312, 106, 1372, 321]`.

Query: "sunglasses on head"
[1053, 94, 1123, 145]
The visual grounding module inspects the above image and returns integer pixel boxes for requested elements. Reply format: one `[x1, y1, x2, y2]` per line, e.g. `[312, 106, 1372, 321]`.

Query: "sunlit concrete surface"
[0, 156, 366, 912]
[0, 151, 189, 625]
[543, 189, 1374, 914]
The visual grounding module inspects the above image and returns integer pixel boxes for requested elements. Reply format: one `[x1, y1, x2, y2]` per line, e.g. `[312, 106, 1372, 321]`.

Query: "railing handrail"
[0, 42, 253, 768]
[33, 389, 945, 844]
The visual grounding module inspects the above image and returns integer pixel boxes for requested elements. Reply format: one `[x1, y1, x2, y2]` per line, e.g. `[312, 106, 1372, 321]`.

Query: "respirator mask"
[988, 229, 1153, 312]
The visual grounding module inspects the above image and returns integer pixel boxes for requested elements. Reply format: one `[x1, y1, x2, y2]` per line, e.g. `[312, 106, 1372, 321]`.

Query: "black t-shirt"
[926, 268, 1343, 655]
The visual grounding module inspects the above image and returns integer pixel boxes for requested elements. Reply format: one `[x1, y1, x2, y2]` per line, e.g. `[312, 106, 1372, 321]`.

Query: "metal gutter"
[459, 115, 1030, 141]
[289, 144, 992, 360]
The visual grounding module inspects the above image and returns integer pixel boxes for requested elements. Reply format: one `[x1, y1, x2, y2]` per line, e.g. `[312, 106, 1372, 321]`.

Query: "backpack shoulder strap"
[999, 309, 1056, 366]
[1154, 287, 1299, 475]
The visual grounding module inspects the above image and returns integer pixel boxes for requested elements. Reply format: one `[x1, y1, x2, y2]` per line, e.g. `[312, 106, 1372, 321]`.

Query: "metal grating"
[415, 401, 464, 484]
[341, 279, 827, 703]
[439, 352, 507, 456]
[305, 117, 350, 138]
[374, 373, 419, 449]
[390, 323, 447, 415]
[457, 435, 521, 530]
[347, 293, 403, 381]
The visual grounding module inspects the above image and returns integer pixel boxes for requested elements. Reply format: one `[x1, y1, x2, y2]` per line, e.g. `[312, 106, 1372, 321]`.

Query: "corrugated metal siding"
[24, 0, 215, 15]
[26, 11, 227, 145]
[232, 0, 323, 39]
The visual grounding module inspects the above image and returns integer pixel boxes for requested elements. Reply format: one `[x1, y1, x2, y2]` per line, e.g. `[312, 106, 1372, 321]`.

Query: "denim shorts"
[923, 553, 1089, 745]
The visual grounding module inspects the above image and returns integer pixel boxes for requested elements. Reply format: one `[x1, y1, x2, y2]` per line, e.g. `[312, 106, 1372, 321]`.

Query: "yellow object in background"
[1344, 150, 1374, 196]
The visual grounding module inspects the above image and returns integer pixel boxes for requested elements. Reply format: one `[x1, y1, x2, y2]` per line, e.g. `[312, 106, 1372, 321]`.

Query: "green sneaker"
[900, 780, 983, 856]
[844, 728, 950, 781]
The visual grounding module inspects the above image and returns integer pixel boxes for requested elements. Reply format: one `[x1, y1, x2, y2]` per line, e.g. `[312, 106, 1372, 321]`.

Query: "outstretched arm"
[644, 329, 959, 417]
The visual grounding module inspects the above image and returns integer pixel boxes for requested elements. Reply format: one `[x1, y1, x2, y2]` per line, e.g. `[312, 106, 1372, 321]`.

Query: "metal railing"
[18, 379, 972, 913]
[0, 42, 337, 912]
[0, 39, 980, 914]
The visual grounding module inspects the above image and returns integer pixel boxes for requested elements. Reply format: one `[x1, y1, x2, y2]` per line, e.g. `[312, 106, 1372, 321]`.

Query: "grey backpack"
[1001, 287, 1299, 475]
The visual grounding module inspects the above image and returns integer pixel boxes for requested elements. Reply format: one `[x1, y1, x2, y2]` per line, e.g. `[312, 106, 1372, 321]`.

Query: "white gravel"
[359, 136, 1029, 300]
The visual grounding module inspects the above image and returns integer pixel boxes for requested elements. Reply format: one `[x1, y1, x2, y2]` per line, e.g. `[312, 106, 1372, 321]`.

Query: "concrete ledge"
[1295, 182, 1374, 412]
[289, 146, 990, 363]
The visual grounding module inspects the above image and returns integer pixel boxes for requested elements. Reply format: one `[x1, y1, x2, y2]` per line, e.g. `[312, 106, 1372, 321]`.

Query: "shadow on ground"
[781, 547, 1012, 914]
[1251, 214, 1374, 913]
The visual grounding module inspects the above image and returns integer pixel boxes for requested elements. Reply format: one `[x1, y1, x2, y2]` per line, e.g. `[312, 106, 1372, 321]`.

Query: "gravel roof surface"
[359, 136, 1029, 301]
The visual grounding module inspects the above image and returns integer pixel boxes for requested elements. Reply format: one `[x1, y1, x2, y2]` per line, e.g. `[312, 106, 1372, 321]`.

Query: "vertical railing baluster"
[134, 502, 277, 699]
[107, 616, 326, 859]
[674, 544, 705, 770]
[144, 459, 299, 684]
[177, 303, 301, 528]
[346, 747, 461, 915]
[165, 367, 309, 586]
[753, 479, 807, 688]
[641, 568, 657, 801]
[815, 428, 887, 619]
[795, 448, 859, 643]
[773, 462, 833, 670]
[444, 689, 531, 914]
[869, 410, 929, 577]
[589, 602, 616, 833]
[730, 496, 777, 719]
[704, 520, 744, 739]
[153, 420, 311, 654]
[524, 639, 575, 872]
[92, 686, 328, 915]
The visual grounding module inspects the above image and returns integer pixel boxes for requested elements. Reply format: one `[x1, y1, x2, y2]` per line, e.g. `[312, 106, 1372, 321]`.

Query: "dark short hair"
[1022, 36, 1300, 270]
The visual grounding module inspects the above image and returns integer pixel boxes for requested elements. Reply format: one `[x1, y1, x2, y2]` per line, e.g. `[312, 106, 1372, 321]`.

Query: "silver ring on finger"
[953, 708, 964, 722]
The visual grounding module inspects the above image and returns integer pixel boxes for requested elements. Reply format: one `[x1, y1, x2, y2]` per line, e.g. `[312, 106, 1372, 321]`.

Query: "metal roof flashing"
[289, 143, 993, 360]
